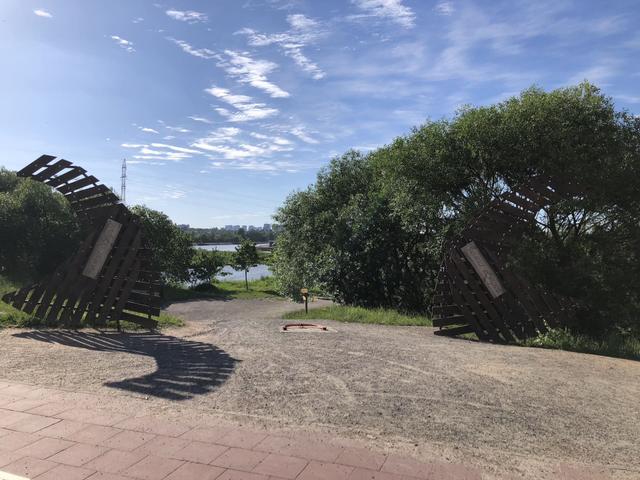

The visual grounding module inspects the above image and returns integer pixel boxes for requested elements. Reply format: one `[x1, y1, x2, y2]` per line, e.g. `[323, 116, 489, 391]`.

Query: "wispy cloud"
[139, 126, 159, 134]
[218, 50, 289, 98]
[165, 125, 191, 133]
[168, 38, 217, 60]
[289, 126, 319, 144]
[434, 2, 454, 16]
[168, 38, 289, 97]
[237, 14, 326, 80]
[189, 116, 212, 124]
[206, 85, 279, 122]
[350, 0, 416, 29]
[122, 142, 199, 161]
[111, 35, 135, 53]
[165, 9, 208, 23]
[33, 9, 52, 18]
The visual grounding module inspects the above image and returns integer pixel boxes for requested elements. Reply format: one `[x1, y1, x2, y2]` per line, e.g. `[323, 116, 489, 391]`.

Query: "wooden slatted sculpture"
[2, 155, 161, 329]
[432, 176, 573, 342]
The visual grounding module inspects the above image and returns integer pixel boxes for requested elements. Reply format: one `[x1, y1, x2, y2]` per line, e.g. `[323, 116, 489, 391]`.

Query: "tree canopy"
[273, 83, 640, 335]
[0, 169, 80, 281]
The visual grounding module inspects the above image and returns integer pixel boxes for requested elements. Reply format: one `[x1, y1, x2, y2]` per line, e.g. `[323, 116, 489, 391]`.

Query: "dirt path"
[0, 298, 638, 479]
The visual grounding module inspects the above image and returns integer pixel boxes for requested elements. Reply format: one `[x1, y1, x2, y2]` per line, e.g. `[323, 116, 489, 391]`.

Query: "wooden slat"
[94, 230, 142, 323]
[17, 155, 56, 177]
[433, 315, 467, 327]
[503, 192, 540, 213]
[434, 324, 475, 336]
[119, 311, 158, 329]
[124, 300, 160, 317]
[72, 193, 119, 211]
[432, 305, 460, 316]
[45, 167, 86, 188]
[57, 176, 98, 194]
[127, 291, 162, 307]
[450, 252, 514, 342]
[32, 160, 73, 182]
[446, 257, 500, 342]
[65, 184, 112, 202]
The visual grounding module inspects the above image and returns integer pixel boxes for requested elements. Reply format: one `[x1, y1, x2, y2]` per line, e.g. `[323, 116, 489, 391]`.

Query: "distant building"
[224, 225, 234, 231]
[177, 224, 190, 231]
[263, 223, 272, 231]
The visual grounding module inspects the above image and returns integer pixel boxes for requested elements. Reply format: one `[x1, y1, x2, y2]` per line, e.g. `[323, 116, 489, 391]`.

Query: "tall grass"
[522, 328, 640, 361]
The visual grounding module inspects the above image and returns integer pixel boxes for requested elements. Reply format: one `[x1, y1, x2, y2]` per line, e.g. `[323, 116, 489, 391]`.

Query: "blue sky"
[1, 1, 638, 227]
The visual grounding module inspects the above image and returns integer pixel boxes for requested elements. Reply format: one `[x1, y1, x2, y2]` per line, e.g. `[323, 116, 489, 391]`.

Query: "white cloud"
[168, 38, 290, 96]
[124, 142, 203, 162]
[289, 126, 319, 144]
[166, 9, 208, 23]
[165, 125, 191, 133]
[168, 38, 218, 60]
[434, 2, 454, 16]
[237, 14, 326, 80]
[133, 17, 144, 24]
[219, 50, 289, 98]
[350, 0, 416, 29]
[139, 127, 159, 134]
[189, 116, 212, 124]
[206, 85, 278, 122]
[111, 35, 135, 53]
[150, 143, 201, 153]
[33, 9, 52, 18]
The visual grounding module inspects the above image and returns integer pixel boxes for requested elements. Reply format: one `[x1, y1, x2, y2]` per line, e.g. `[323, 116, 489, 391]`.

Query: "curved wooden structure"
[2, 155, 161, 329]
[432, 176, 573, 342]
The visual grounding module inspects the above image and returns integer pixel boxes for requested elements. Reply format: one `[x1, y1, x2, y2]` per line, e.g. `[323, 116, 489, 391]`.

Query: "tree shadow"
[13, 330, 238, 400]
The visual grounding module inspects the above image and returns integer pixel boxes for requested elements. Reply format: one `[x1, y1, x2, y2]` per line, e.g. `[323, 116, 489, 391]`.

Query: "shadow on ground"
[13, 330, 238, 400]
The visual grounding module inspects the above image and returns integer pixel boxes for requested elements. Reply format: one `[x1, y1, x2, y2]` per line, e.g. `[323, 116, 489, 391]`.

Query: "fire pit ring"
[280, 322, 331, 332]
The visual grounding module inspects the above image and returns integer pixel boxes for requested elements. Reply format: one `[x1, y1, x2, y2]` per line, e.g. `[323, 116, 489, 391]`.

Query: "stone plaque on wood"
[82, 218, 122, 279]
[461, 241, 506, 298]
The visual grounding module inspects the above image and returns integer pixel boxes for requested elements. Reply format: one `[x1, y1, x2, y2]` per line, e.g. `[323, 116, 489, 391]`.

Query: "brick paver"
[3, 456, 57, 478]
[212, 447, 268, 471]
[14, 436, 75, 459]
[83, 449, 146, 474]
[164, 461, 226, 480]
[0, 380, 495, 480]
[48, 443, 108, 466]
[170, 440, 228, 464]
[34, 464, 96, 480]
[98, 430, 156, 451]
[252, 452, 308, 479]
[122, 455, 184, 480]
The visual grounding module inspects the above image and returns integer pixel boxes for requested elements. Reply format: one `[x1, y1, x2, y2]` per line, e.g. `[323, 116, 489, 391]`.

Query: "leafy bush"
[131, 205, 194, 283]
[188, 249, 226, 287]
[273, 82, 640, 337]
[0, 169, 80, 281]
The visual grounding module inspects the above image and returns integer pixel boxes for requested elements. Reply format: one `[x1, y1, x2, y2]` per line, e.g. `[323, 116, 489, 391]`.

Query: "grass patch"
[283, 305, 432, 326]
[0, 276, 40, 328]
[522, 328, 640, 361]
[164, 276, 282, 302]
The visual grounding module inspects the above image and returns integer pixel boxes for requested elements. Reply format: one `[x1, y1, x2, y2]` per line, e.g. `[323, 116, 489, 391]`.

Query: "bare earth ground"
[0, 298, 638, 479]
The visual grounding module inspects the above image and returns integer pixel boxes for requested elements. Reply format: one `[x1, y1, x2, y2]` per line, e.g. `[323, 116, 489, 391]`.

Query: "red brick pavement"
[0, 380, 610, 479]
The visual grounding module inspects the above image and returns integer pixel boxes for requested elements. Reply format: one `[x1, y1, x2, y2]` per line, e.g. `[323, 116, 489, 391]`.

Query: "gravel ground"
[1, 298, 639, 479]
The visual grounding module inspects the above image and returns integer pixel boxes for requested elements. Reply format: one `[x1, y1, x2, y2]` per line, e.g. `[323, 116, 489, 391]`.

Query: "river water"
[196, 244, 272, 281]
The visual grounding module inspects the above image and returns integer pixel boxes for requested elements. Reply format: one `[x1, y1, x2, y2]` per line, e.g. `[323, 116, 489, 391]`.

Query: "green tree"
[273, 83, 640, 336]
[233, 240, 259, 291]
[0, 169, 80, 281]
[188, 249, 226, 287]
[130, 205, 194, 283]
